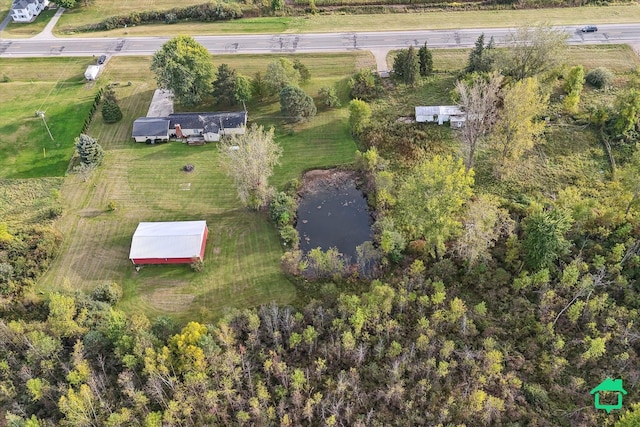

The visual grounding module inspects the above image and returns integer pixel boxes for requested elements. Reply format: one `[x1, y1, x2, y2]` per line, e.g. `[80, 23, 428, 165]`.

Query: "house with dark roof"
[131, 118, 171, 143]
[11, 0, 48, 23]
[131, 111, 247, 144]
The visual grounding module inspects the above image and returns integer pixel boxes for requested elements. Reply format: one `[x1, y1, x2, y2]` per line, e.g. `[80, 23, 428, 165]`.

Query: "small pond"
[297, 170, 372, 261]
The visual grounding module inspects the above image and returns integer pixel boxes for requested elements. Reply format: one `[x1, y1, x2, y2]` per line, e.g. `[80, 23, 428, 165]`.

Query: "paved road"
[0, 24, 638, 59]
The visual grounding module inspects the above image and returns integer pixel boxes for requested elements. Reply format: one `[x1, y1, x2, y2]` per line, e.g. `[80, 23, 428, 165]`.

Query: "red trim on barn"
[200, 227, 209, 260]
[130, 225, 208, 266]
[131, 257, 195, 265]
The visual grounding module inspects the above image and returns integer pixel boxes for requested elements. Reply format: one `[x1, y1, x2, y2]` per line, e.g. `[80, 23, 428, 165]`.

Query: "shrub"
[585, 67, 614, 89]
[91, 282, 123, 304]
[318, 86, 341, 108]
[279, 225, 300, 249]
[47, 205, 63, 219]
[191, 258, 204, 272]
[349, 68, 383, 101]
[269, 192, 297, 226]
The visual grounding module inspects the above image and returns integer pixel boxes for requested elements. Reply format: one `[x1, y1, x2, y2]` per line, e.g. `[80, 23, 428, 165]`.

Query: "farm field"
[35, 52, 370, 322]
[53, 4, 640, 37]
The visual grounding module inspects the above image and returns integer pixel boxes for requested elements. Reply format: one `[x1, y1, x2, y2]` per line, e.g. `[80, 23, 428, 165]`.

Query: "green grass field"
[35, 52, 367, 323]
[55, 4, 640, 37]
[0, 57, 98, 178]
[1, 8, 57, 38]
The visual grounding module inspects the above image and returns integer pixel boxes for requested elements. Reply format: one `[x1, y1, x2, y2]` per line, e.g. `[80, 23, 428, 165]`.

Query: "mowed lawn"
[0, 57, 97, 178]
[55, 4, 640, 37]
[39, 53, 367, 323]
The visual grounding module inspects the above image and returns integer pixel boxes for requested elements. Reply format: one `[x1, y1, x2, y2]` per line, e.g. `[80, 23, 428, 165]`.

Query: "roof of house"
[415, 106, 465, 117]
[132, 117, 170, 138]
[590, 378, 627, 394]
[169, 111, 247, 133]
[129, 221, 207, 260]
[12, 0, 43, 8]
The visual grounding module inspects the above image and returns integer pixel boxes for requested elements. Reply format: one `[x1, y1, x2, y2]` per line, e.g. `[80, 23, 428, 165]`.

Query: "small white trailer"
[84, 65, 100, 81]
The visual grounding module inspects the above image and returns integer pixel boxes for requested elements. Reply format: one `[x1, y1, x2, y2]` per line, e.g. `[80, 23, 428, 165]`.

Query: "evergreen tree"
[213, 64, 239, 106]
[75, 134, 104, 167]
[101, 88, 122, 124]
[418, 42, 433, 77]
[393, 46, 420, 85]
[523, 208, 573, 271]
[403, 45, 420, 86]
[280, 85, 316, 122]
[466, 34, 495, 74]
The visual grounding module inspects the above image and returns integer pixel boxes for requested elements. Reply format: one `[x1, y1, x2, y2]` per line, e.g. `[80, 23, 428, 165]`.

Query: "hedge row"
[82, 87, 104, 134]
[78, 2, 242, 32]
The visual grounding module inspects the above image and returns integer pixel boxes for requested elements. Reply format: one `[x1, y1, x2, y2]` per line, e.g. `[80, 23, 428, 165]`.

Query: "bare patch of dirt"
[300, 169, 359, 195]
[78, 208, 103, 218]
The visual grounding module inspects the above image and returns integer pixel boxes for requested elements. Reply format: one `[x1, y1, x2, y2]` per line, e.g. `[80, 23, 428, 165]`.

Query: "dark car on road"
[97, 55, 107, 65]
[581, 25, 598, 33]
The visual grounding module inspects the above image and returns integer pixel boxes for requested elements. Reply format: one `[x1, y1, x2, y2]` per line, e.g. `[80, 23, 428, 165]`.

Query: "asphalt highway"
[0, 24, 638, 58]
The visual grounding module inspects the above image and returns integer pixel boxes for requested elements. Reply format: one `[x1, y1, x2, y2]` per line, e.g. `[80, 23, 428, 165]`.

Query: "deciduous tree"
[395, 155, 474, 258]
[150, 35, 215, 107]
[563, 65, 585, 113]
[497, 25, 568, 81]
[265, 58, 300, 96]
[318, 86, 341, 108]
[456, 72, 503, 170]
[349, 68, 383, 101]
[219, 124, 282, 210]
[453, 194, 514, 267]
[349, 99, 371, 136]
[490, 77, 548, 178]
[614, 88, 640, 136]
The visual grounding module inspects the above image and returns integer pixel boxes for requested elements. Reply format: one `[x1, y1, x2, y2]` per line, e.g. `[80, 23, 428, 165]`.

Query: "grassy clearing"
[1, 8, 56, 38]
[55, 4, 640, 37]
[0, 0, 11, 23]
[0, 178, 62, 229]
[38, 52, 364, 322]
[0, 57, 99, 178]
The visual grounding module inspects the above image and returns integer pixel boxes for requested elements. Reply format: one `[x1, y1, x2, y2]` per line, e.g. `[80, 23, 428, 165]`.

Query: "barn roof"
[129, 221, 207, 260]
[132, 117, 170, 138]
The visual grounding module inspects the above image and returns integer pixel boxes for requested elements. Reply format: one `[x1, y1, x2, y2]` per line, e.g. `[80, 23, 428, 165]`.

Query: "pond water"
[297, 171, 372, 261]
